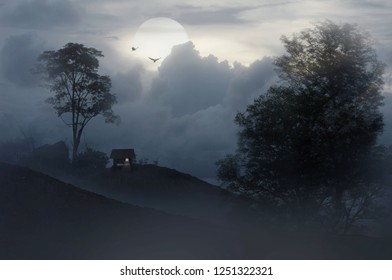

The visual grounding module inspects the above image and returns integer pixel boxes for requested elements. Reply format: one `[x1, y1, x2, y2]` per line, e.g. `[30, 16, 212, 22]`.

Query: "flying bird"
[131, 46, 138, 51]
[148, 57, 161, 63]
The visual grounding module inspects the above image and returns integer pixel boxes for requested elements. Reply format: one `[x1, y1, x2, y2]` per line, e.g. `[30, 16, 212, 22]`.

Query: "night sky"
[0, 0, 391, 182]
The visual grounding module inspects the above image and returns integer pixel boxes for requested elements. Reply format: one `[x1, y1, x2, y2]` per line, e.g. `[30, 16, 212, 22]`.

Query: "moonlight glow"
[133, 17, 189, 63]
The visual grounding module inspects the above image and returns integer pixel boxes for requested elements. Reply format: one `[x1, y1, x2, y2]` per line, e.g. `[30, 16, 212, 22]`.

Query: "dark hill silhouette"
[0, 162, 238, 259]
[2, 162, 392, 259]
[68, 164, 260, 226]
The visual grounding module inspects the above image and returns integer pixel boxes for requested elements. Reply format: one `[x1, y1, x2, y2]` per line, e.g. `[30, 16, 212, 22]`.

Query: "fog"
[0, 37, 280, 181]
[0, 0, 391, 182]
[1, 39, 392, 182]
[1, 1, 392, 260]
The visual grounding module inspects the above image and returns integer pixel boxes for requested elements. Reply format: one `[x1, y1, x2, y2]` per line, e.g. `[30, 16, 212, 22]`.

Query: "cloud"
[105, 35, 120, 41]
[0, 81, 66, 146]
[1, 0, 392, 183]
[0, 39, 278, 181]
[3, 0, 80, 30]
[111, 65, 145, 103]
[225, 57, 277, 111]
[175, 5, 252, 25]
[174, 1, 297, 26]
[88, 99, 239, 181]
[0, 33, 45, 87]
[81, 42, 277, 181]
[149, 42, 234, 117]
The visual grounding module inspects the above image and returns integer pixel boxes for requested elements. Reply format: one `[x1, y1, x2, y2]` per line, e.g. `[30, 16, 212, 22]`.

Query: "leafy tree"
[217, 21, 385, 231]
[36, 43, 118, 163]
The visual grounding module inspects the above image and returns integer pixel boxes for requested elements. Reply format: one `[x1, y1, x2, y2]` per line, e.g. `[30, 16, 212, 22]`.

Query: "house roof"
[110, 149, 136, 159]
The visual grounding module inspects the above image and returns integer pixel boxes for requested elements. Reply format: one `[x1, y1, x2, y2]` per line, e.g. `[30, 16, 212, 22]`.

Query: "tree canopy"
[217, 20, 385, 232]
[36, 43, 118, 163]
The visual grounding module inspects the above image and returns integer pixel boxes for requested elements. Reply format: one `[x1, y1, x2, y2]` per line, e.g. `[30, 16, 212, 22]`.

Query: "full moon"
[133, 17, 189, 63]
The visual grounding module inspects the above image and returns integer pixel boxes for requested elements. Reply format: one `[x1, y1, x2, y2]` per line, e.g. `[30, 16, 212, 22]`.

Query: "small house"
[110, 149, 136, 170]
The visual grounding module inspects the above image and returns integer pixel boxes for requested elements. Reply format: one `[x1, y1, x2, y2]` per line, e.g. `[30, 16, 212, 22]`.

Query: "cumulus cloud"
[0, 39, 279, 181]
[149, 42, 234, 117]
[111, 65, 145, 103]
[225, 57, 277, 111]
[3, 0, 80, 30]
[1, 0, 392, 183]
[87, 99, 239, 181]
[80, 42, 277, 180]
[1, 30, 390, 182]
[3, 34, 388, 182]
[0, 33, 45, 87]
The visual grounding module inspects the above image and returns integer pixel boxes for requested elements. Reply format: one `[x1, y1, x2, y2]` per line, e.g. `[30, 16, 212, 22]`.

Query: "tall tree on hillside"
[36, 43, 118, 163]
[217, 20, 385, 231]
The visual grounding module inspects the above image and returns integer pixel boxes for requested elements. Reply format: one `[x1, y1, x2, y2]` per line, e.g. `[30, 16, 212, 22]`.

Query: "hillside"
[2, 162, 392, 259]
[0, 162, 238, 259]
[67, 164, 259, 226]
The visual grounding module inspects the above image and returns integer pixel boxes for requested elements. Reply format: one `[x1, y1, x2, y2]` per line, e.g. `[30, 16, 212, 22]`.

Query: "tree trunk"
[72, 129, 82, 165]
